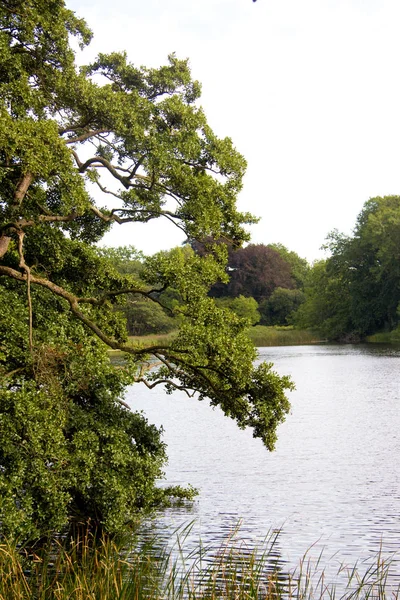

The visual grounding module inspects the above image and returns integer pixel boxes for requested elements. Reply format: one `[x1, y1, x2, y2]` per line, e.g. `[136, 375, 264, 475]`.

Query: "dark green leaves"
[0, 0, 293, 540]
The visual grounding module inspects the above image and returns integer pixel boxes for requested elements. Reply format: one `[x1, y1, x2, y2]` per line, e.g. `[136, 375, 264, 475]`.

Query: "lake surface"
[126, 344, 400, 589]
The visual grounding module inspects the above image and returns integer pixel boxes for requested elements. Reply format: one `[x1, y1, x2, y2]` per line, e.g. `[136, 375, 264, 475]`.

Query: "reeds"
[248, 326, 323, 347]
[0, 525, 398, 600]
[366, 326, 400, 343]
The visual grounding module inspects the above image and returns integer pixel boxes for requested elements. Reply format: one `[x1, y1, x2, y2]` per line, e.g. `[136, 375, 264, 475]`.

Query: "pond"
[126, 344, 400, 589]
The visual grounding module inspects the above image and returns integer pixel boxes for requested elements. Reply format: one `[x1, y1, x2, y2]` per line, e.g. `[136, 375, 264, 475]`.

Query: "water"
[126, 344, 400, 588]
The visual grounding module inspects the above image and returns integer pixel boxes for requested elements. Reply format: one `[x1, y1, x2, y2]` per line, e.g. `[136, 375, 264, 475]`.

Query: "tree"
[215, 295, 261, 326]
[96, 246, 144, 276]
[292, 195, 400, 340]
[96, 246, 176, 335]
[0, 0, 293, 539]
[327, 197, 400, 335]
[260, 287, 306, 326]
[120, 297, 176, 336]
[210, 244, 294, 301]
[291, 260, 352, 339]
[267, 244, 310, 289]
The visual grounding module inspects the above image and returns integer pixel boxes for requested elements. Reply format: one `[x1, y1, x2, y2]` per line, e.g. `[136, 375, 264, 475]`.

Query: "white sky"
[67, 0, 400, 263]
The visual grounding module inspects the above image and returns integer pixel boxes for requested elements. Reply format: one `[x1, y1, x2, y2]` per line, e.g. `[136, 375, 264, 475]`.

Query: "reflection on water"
[126, 344, 400, 589]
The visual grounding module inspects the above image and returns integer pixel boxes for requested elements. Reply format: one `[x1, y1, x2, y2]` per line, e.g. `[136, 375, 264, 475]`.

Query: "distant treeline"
[294, 195, 400, 342]
[99, 195, 400, 342]
[97, 242, 309, 335]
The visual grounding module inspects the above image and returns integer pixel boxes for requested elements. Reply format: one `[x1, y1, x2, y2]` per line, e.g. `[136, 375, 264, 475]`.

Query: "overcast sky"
[67, 0, 400, 262]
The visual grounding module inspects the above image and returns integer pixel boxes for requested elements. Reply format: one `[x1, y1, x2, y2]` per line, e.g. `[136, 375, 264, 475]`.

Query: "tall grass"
[127, 332, 177, 346]
[126, 327, 324, 348]
[248, 326, 324, 347]
[108, 332, 177, 360]
[0, 526, 398, 599]
[366, 326, 400, 344]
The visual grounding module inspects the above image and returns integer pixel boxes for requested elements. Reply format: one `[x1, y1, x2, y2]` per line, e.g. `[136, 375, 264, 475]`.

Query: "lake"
[126, 344, 400, 589]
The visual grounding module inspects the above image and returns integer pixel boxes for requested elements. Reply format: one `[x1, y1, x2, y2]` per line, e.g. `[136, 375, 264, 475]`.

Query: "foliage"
[215, 295, 261, 326]
[366, 326, 400, 343]
[327, 196, 400, 335]
[259, 287, 306, 326]
[0, 301, 168, 538]
[210, 244, 295, 302]
[123, 297, 176, 335]
[291, 260, 352, 340]
[293, 196, 400, 340]
[96, 246, 176, 335]
[0, 0, 293, 539]
[96, 246, 145, 276]
[267, 243, 310, 289]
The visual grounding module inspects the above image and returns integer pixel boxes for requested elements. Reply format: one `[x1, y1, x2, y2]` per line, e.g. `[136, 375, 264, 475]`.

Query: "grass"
[108, 332, 177, 360]
[0, 526, 397, 600]
[127, 332, 177, 346]
[248, 326, 324, 347]
[129, 327, 325, 349]
[366, 326, 400, 344]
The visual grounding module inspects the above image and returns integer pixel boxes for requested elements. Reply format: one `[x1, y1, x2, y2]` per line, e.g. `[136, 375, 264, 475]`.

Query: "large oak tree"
[0, 0, 293, 539]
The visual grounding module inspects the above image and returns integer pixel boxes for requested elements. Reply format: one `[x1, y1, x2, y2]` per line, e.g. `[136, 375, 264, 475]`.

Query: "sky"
[67, 0, 400, 263]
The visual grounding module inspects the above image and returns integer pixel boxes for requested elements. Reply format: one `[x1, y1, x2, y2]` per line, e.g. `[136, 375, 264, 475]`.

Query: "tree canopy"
[267, 244, 310, 290]
[206, 244, 295, 302]
[0, 0, 293, 539]
[95, 246, 176, 335]
[215, 295, 261, 326]
[293, 196, 400, 340]
[260, 287, 306, 326]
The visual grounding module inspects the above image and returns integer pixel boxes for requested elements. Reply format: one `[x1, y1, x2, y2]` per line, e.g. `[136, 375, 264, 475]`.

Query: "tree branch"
[90, 205, 189, 236]
[13, 172, 34, 205]
[64, 129, 110, 144]
[0, 235, 11, 258]
[77, 284, 168, 309]
[153, 351, 224, 399]
[71, 151, 131, 188]
[116, 398, 131, 409]
[0, 368, 25, 382]
[0, 267, 227, 401]
[89, 205, 128, 224]
[94, 180, 124, 200]
[58, 119, 92, 135]
[130, 155, 146, 178]
[0, 212, 79, 235]
[134, 377, 195, 397]
[0, 265, 178, 357]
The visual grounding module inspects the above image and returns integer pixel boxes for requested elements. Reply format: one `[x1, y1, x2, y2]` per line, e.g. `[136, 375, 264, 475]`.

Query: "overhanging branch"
[0, 265, 178, 357]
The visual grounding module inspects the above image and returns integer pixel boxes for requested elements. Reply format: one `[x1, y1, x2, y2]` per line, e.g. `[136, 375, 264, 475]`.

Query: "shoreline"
[107, 327, 400, 356]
